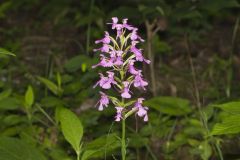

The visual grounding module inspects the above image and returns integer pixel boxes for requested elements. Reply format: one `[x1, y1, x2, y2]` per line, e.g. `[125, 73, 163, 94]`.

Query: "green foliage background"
[0, 0, 240, 159]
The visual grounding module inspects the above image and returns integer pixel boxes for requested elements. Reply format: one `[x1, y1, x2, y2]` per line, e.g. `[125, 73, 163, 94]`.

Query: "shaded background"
[0, 0, 240, 159]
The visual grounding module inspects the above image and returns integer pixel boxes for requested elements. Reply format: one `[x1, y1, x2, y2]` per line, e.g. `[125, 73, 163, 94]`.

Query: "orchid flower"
[93, 17, 150, 121]
[97, 92, 109, 111]
[93, 17, 151, 160]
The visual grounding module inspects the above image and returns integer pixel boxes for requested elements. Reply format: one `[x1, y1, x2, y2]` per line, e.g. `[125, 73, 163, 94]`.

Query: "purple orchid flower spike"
[93, 73, 109, 89]
[134, 98, 149, 121]
[92, 54, 114, 68]
[110, 17, 124, 37]
[133, 71, 148, 90]
[95, 31, 111, 44]
[93, 17, 151, 160]
[114, 56, 123, 66]
[121, 81, 131, 99]
[122, 18, 134, 30]
[111, 17, 119, 29]
[93, 43, 110, 53]
[105, 71, 117, 87]
[94, 72, 116, 89]
[97, 92, 109, 111]
[116, 50, 123, 56]
[131, 28, 144, 42]
[115, 107, 124, 121]
[130, 41, 143, 60]
[128, 59, 139, 75]
[114, 51, 123, 66]
[93, 17, 150, 121]
[131, 41, 151, 64]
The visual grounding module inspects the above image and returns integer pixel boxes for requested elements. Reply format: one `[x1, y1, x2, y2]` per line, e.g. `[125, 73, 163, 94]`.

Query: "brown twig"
[145, 20, 158, 96]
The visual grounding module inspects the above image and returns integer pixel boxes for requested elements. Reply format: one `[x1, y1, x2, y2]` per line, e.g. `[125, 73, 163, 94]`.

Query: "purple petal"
[137, 107, 147, 117]
[112, 17, 118, 24]
[115, 106, 123, 121]
[121, 91, 131, 98]
[98, 104, 104, 111]
[144, 114, 148, 121]
[101, 82, 111, 89]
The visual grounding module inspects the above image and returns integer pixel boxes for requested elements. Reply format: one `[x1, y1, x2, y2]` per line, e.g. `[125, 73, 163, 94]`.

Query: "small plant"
[93, 17, 150, 159]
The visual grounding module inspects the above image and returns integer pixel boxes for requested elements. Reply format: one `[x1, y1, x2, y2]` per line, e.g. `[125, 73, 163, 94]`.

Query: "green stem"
[215, 143, 224, 160]
[86, 0, 95, 55]
[26, 110, 32, 126]
[36, 104, 56, 126]
[76, 150, 80, 160]
[121, 118, 126, 160]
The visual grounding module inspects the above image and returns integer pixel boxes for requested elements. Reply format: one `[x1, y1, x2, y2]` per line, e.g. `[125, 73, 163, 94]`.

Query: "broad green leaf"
[37, 76, 63, 96]
[0, 137, 46, 160]
[211, 115, 240, 135]
[81, 150, 100, 160]
[145, 96, 192, 116]
[0, 89, 12, 101]
[0, 48, 15, 56]
[56, 72, 61, 87]
[25, 85, 34, 108]
[84, 133, 119, 150]
[199, 141, 212, 160]
[213, 101, 240, 114]
[0, 97, 19, 110]
[0, 126, 22, 137]
[64, 55, 96, 72]
[200, 0, 239, 13]
[82, 134, 120, 159]
[59, 107, 83, 153]
[3, 115, 27, 126]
